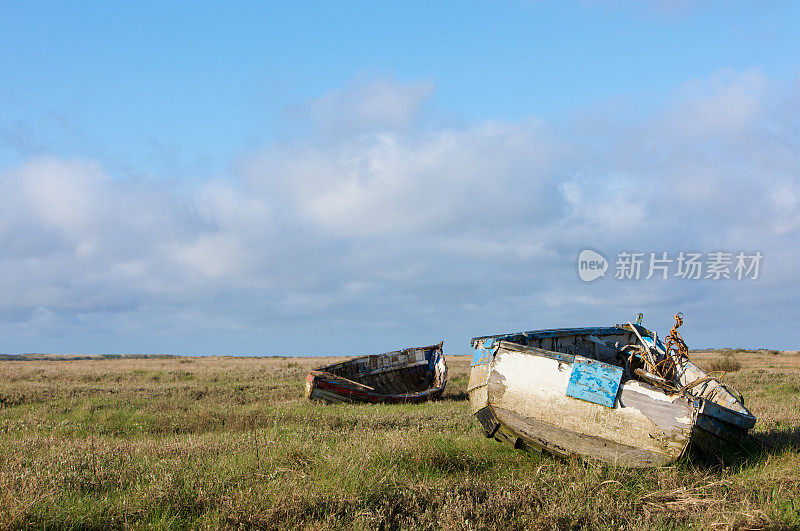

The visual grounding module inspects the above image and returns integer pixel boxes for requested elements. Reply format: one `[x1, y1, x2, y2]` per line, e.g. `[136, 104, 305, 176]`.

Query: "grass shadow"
[440, 391, 469, 401]
[687, 426, 800, 470]
[752, 426, 800, 453]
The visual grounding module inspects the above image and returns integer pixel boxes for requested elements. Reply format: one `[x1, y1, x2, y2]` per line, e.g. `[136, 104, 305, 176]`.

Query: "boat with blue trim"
[467, 315, 755, 467]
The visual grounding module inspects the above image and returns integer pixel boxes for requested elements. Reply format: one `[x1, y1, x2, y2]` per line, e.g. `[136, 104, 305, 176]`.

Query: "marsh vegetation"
[0, 350, 798, 529]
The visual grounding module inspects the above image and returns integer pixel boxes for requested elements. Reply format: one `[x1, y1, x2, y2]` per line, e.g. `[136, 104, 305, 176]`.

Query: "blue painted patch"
[470, 339, 496, 367]
[566, 357, 623, 408]
[470, 348, 482, 366]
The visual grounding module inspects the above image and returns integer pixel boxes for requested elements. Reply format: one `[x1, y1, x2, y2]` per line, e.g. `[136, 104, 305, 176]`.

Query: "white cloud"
[663, 69, 767, 139]
[16, 158, 105, 238]
[299, 77, 435, 137]
[0, 69, 798, 353]
[768, 180, 800, 235]
[245, 119, 560, 236]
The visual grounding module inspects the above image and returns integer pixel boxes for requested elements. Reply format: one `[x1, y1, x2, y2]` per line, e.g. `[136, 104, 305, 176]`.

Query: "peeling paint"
[566, 357, 623, 408]
[468, 322, 755, 466]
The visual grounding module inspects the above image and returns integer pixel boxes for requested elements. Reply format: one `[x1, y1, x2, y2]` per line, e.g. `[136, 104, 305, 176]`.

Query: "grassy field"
[0, 349, 799, 530]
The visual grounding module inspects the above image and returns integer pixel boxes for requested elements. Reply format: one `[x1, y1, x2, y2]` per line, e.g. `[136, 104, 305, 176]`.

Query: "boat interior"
[315, 344, 445, 396]
[473, 325, 642, 370]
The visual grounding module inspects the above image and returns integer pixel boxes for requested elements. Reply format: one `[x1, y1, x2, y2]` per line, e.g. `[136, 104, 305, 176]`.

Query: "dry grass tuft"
[708, 354, 743, 373]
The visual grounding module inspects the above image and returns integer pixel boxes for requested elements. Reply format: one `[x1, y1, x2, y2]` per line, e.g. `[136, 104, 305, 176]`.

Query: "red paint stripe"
[311, 377, 445, 403]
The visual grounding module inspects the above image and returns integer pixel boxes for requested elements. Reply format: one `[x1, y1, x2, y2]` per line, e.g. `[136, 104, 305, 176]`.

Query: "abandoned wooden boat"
[306, 342, 447, 403]
[468, 315, 755, 467]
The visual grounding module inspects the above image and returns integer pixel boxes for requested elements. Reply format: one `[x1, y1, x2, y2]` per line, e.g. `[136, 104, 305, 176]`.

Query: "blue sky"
[1, 1, 799, 354]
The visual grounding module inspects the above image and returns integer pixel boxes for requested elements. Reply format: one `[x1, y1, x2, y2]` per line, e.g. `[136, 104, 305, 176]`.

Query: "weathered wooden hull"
[675, 357, 756, 455]
[306, 342, 447, 403]
[468, 326, 755, 467]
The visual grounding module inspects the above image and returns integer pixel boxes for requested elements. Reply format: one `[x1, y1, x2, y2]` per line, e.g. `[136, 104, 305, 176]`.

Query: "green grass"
[0, 352, 799, 529]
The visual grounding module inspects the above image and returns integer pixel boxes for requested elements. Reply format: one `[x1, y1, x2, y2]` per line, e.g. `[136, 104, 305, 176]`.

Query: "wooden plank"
[474, 406, 500, 436]
[396, 365, 414, 394]
[675, 359, 753, 416]
[383, 370, 402, 396]
[699, 399, 756, 430]
[359, 359, 428, 376]
[616, 382, 694, 432]
[310, 387, 352, 403]
[373, 371, 391, 395]
[496, 341, 574, 363]
[469, 385, 489, 414]
[694, 414, 748, 443]
[494, 406, 674, 467]
[308, 371, 375, 392]
[467, 364, 491, 391]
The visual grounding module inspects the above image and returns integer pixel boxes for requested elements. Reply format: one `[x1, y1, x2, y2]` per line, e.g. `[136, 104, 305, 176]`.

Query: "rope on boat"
[678, 372, 726, 393]
[624, 317, 681, 391]
[664, 312, 689, 363]
[627, 313, 726, 396]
